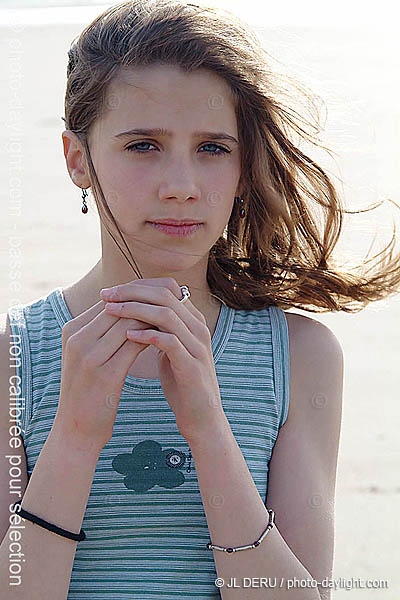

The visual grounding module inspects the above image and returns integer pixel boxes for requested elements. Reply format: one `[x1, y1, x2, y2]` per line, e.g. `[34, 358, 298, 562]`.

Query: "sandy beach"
[1, 16, 399, 598]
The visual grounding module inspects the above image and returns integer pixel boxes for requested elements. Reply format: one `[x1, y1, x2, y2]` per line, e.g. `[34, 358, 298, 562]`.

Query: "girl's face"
[71, 64, 242, 274]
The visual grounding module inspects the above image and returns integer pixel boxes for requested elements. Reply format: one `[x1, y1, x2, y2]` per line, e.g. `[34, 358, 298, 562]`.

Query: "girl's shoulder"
[283, 309, 344, 426]
[284, 310, 340, 348]
[283, 310, 344, 415]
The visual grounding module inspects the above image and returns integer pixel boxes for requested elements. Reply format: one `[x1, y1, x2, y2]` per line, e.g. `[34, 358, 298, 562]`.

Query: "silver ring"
[179, 285, 191, 303]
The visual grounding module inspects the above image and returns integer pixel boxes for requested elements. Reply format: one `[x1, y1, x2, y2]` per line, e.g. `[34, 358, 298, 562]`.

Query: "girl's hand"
[54, 293, 157, 452]
[101, 277, 226, 444]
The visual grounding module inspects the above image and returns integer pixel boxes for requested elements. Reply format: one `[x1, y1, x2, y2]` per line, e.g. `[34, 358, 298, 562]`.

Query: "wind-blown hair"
[62, 0, 400, 313]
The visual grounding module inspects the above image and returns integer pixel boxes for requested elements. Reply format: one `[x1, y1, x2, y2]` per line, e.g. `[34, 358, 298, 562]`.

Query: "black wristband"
[12, 501, 86, 542]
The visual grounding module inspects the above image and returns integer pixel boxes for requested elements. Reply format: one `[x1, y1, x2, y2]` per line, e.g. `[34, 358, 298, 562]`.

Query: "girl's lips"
[148, 222, 203, 237]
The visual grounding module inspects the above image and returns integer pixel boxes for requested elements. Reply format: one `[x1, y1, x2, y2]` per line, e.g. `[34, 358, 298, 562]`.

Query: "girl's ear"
[62, 130, 91, 189]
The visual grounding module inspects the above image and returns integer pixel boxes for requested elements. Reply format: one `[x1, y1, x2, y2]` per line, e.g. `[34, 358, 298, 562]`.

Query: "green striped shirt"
[8, 287, 290, 599]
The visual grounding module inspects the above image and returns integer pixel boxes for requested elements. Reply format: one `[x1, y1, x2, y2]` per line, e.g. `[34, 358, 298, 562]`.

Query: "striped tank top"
[8, 287, 290, 599]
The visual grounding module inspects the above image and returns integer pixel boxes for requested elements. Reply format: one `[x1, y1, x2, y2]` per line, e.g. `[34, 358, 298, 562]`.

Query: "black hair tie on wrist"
[12, 501, 86, 542]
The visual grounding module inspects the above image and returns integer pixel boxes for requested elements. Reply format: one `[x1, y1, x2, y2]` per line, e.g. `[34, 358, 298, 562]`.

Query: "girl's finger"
[62, 299, 106, 336]
[100, 277, 207, 326]
[126, 328, 195, 367]
[101, 279, 207, 341]
[94, 316, 153, 365]
[108, 302, 206, 359]
[104, 336, 151, 377]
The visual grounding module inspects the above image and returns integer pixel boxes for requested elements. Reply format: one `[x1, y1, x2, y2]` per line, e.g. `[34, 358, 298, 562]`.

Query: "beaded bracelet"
[12, 501, 86, 542]
[206, 508, 275, 553]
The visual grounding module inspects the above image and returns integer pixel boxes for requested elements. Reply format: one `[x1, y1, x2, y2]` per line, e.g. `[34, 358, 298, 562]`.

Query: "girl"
[1, 1, 399, 599]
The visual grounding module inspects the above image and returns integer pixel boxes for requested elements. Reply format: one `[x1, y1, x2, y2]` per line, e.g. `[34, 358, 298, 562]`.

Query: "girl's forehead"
[97, 67, 237, 135]
[107, 64, 234, 104]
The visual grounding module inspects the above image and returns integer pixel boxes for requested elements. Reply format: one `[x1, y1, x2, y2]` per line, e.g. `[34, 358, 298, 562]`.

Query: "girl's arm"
[266, 314, 343, 600]
[0, 422, 102, 599]
[188, 315, 343, 600]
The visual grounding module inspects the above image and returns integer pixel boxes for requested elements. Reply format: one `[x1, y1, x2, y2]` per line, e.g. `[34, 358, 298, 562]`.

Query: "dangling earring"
[235, 196, 246, 218]
[81, 188, 88, 214]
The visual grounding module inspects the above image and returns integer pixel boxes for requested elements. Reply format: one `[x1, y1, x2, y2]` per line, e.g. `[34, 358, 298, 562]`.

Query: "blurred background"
[1, 1, 399, 597]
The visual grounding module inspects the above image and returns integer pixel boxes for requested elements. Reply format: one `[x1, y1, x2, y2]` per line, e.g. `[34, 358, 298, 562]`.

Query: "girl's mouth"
[147, 222, 203, 237]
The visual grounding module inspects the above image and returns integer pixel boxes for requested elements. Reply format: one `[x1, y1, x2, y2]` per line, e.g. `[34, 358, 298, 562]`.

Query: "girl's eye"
[200, 143, 230, 156]
[125, 142, 156, 153]
[125, 142, 230, 157]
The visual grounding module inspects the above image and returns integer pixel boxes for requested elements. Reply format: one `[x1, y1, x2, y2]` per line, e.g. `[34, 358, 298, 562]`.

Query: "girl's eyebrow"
[113, 127, 238, 144]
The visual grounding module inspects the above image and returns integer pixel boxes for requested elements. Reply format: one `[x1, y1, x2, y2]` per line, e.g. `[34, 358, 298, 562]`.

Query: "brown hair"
[62, 0, 400, 313]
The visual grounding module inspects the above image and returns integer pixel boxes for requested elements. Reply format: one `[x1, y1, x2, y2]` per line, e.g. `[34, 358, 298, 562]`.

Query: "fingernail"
[105, 302, 120, 311]
[100, 288, 114, 298]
